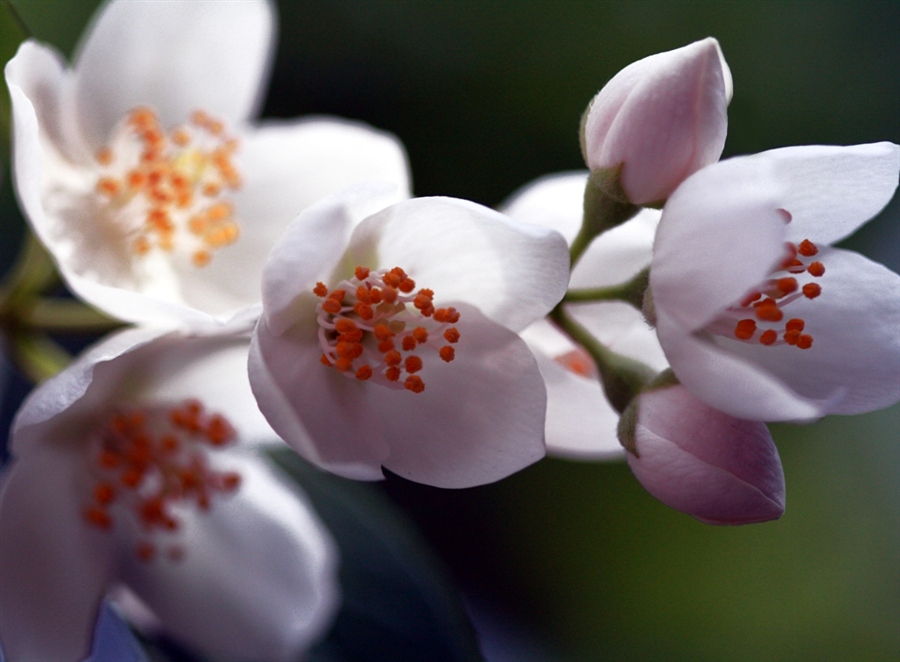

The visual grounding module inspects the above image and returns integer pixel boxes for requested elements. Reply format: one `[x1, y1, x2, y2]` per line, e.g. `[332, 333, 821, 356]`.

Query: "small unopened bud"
[620, 384, 784, 525]
[581, 38, 732, 206]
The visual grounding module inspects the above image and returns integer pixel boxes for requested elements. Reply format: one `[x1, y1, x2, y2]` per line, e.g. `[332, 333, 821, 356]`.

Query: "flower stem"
[549, 306, 656, 414]
[569, 166, 639, 267]
[564, 267, 649, 309]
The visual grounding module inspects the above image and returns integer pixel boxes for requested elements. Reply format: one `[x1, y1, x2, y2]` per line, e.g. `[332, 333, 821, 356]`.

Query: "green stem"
[19, 298, 120, 333]
[7, 329, 71, 383]
[549, 306, 656, 414]
[564, 267, 649, 309]
[569, 166, 639, 267]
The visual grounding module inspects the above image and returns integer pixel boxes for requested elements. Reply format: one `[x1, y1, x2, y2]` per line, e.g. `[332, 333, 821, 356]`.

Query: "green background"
[3, 1, 898, 660]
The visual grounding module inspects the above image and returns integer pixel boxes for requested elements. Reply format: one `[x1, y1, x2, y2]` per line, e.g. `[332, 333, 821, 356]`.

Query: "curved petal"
[11, 327, 168, 454]
[762, 142, 900, 245]
[652, 154, 788, 330]
[520, 320, 623, 459]
[72, 0, 276, 148]
[354, 197, 570, 332]
[261, 182, 402, 336]
[718, 248, 900, 416]
[500, 171, 588, 245]
[121, 453, 338, 662]
[569, 301, 669, 371]
[0, 447, 117, 662]
[372, 305, 547, 487]
[570, 208, 659, 288]
[250, 317, 390, 480]
[656, 309, 834, 421]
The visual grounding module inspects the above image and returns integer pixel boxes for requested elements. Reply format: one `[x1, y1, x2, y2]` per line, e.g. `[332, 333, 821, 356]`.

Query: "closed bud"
[582, 38, 732, 206]
[620, 384, 785, 525]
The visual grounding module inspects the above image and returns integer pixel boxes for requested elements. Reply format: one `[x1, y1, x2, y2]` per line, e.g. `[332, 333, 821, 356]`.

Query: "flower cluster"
[1, 2, 897, 660]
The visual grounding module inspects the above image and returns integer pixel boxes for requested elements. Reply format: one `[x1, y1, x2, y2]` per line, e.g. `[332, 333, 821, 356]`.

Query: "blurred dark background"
[3, 1, 899, 660]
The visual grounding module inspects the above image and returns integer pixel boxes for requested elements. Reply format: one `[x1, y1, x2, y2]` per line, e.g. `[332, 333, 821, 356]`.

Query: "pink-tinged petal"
[762, 142, 900, 245]
[585, 38, 731, 204]
[656, 309, 834, 421]
[370, 306, 546, 487]
[626, 385, 784, 525]
[521, 320, 622, 459]
[570, 208, 659, 288]
[355, 197, 570, 332]
[11, 327, 168, 454]
[719, 248, 900, 416]
[0, 446, 117, 662]
[500, 171, 588, 245]
[120, 453, 338, 661]
[261, 182, 402, 337]
[250, 318, 390, 480]
[72, 0, 275, 148]
[652, 155, 788, 330]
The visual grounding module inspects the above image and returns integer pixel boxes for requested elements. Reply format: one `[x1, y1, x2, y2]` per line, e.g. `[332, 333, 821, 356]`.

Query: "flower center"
[82, 399, 241, 562]
[314, 266, 461, 393]
[94, 107, 242, 268]
[713, 238, 825, 350]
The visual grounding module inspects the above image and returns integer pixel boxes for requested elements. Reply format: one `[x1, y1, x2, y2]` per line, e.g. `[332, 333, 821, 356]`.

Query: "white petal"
[761, 142, 900, 245]
[120, 453, 339, 662]
[373, 306, 547, 487]
[569, 301, 669, 372]
[250, 317, 390, 480]
[500, 171, 588, 245]
[353, 197, 570, 332]
[652, 155, 788, 330]
[656, 309, 833, 421]
[72, 0, 275, 148]
[520, 321, 623, 459]
[718, 248, 900, 416]
[0, 447, 117, 662]
[11, 327, 168, 454]
[261, 182, 402, 337]
[570, 207, 659, 288]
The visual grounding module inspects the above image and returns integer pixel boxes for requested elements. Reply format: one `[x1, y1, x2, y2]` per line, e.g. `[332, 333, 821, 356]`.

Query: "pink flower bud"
[582, 38, 732, 205]
[624, 384, 784, 525]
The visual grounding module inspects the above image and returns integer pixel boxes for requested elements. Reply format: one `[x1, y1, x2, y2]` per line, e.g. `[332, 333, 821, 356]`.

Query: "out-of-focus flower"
[502, 172, 667, 457]
[621, 382, 785, 525]
[0, 328, 338, 662]
[5, 0, 410, 328]
[582, 38, 732, 206]
[249, 183, 569, 487]
[650, 142, 900, 421]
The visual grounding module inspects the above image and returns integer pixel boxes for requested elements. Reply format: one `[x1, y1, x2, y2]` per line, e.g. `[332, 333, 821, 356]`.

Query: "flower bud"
[582, 38, 732, 205]
[620, 384, 784, 525]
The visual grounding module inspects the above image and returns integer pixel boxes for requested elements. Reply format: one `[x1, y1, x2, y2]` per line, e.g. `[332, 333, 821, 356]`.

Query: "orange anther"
[807, 261, 825, 277]
[121, 468, 143, 488]
[355, 365, 373, 381]
[369, 288, 384, 304]
[95, 147, 114, 165]
[207, 202, 232, 222]
[405, 356, 423, 373]
[383, 287, 398, 303]
[192, 250, 212, 267]
[798, 239, 818, 257]
[354, 302, 374, 320]
[740, 292, 762, 307]
[734, 319, 757, 340]
[755, 300, 783, 323]
[402, 336, 418, 351]
[335, 318, 359, 333]
[314, 282, 328, 297]
[775, 277, 798, 295]
[356, 285, 371, 303]
[322, 298, 343, 314]
[171, 128, 190, 146]
[404, 375, 425, 393]
[84, 507, 113, 530]
[797, 334, 813, 349]
[802, 283, 822, 299]
[93, 483, 116, 505]
[412, 327, 429, 343]
[220, 472, 241, 491]
[205, 415, 234, 446]
[355, 266, 370, 280]
[785, 318, 805, 332]
[334, 357, 353, 372]
[96, 177, 121, 197]
[439, 346, 456, 362]
[783, 330, 800, 346]
[759, 330, 778, 346]
[443, 327, 460, 344]
[399, 277, 416, 293]
[385, 366, 401, 382]
[385, 350, 402, 367]
[378, 339, 395, 353]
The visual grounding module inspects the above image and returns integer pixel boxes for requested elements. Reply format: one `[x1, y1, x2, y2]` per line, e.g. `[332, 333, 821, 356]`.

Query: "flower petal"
[250, 317, 390, 480]
[570, 208, 659, 288]
[120, 453, 339, 662]
[762, 142, 900, 245]
[718, 248, 900, 416]
[569, 302, 669, 371]
[627, 385, 784, 525]
[0, 447, 117, 662]
[371, 305, 547, 487]
[500, 171, 588, 245]
[352, 197, 570, 332]
[261, 182, 403, 337]
[520, 320, 623, 459]
[72, 0, 275, 148]
[652, 154, 788, 330]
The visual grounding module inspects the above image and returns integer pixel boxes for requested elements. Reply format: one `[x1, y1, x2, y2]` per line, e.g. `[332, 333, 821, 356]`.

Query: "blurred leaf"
[0, 0, 29, 165]
[269, 448, 484, 662]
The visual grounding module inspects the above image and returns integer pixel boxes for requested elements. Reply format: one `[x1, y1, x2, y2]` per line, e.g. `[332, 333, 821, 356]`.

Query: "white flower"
[502, 172, 668, 457]
[0, 328, 339, 662]
[650, 142, 900, 421]
[582, 38, 732, 205]
[249, 183, 570, 488]
[5, 0, 410, 328]
[623, 383, 785, 525]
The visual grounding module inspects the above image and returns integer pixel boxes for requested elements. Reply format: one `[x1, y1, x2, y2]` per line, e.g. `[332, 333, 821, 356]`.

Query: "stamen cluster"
[82, 399, 241, 562]
[94, 107, 242, 267]
[315, 266, 461, 393]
